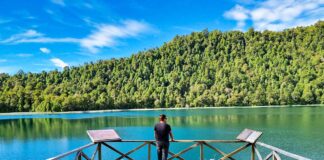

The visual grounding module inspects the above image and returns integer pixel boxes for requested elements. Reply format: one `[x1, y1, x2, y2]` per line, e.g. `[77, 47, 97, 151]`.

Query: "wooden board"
[236, 129, 262, 143]
[87, 129, 121, 142]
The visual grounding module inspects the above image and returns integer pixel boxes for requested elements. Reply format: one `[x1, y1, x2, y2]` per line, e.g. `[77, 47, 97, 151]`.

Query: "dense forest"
[0, 21, 323, 112]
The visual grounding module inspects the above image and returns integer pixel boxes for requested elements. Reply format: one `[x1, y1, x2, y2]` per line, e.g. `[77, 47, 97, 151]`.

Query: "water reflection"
[0, 106, 323, 142]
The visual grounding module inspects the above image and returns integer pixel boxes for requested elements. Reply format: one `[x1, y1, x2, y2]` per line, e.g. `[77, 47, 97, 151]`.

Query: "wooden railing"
[47, 140, 311, 160]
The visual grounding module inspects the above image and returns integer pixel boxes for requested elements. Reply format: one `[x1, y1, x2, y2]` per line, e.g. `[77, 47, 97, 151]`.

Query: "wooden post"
[251, 144, 255, 160]
[200, 142, 204, 160]
[148, 142, 151, 160]
[98, 143, 102, 160]
[77, 151, 81, 160]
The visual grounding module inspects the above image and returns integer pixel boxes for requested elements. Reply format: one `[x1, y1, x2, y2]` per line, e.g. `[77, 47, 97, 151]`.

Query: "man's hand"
[170, 131, 175, 142]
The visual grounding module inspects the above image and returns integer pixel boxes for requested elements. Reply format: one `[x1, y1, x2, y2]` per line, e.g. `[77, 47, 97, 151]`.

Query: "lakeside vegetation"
[0, 21, 323, 112]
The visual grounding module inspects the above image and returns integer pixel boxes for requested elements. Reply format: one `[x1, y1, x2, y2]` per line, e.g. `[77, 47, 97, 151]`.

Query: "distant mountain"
[0, 21, 323, 112]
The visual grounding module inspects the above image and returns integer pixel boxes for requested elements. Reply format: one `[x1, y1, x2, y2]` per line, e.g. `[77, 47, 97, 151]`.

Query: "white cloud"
[22, 30, 42, 37]
[17, 53, 33, 57]
[80, 20, 150, 53]
[224, 0, 324, 31]
[0, 29, 43, 43]
[40, 47, 51, 54]
[224, 5, 250, 29]
[50, 58, 68, 68]
[0, 59, 7, 63]
[17, 37, 79, 43]
[51, 0, 65, 6]
[224, 5, 249, 21]
[45, 9, 55, 15]
[250, 8, 275, 22]
[0, 20, 152, 53]
[0, 30, 80, 44]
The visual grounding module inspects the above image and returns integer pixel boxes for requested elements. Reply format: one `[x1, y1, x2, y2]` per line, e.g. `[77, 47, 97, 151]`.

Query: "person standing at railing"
[154, 114, 175, 160]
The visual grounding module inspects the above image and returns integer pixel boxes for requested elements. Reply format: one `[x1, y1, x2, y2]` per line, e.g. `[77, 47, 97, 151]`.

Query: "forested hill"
[0, 21, 323, 112]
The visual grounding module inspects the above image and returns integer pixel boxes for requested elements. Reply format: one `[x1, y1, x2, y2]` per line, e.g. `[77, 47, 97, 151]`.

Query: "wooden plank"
[202, 142, 235, 160]
[168, 143, 200, 160]
[80, 151, 91, 160]
[47, 143, 95, 160]
[236, 129, 253, 141]
[98, 143, 102, 160]
[200, 143, 204, 160]
[117, 140, 242, 143]
[256, 142, 311, 160]
[101, 142, 133, 160]
[236, 129, 262, 144]
[251, 144, 255, 160]
[220, 143, 251, 160]
[87, 129, 121, 143]
[116, 142, 148, 160]
[246, 132, 262, 143]
[148, 143, 151, 160]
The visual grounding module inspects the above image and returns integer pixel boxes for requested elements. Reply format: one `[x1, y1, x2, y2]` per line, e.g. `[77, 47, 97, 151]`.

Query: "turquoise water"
[0, 106, 323, 159]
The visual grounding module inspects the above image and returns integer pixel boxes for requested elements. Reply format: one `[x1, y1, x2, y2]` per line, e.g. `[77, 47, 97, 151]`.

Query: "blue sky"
[0, 0, 323, 74]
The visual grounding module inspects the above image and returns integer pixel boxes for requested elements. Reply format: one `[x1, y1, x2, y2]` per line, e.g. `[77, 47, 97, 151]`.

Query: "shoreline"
[0, 104, 323, 116]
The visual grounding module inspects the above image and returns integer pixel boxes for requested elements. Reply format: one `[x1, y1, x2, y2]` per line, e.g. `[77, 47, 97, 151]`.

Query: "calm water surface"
[0, 106, 323, 160]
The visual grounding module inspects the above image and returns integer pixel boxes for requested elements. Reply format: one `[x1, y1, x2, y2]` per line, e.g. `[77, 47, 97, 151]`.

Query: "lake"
[0, 106, 323, 160]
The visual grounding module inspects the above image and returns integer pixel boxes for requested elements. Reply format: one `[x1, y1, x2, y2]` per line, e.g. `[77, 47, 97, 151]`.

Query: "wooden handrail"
[47, 140, 311, 160]
[47, 143, 95, 160]
[114, 140, 243, 143]
[256, 142, 311, 160]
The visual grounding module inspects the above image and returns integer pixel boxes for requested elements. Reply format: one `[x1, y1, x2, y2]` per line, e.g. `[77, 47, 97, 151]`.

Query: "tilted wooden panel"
[236, 128, 262, 143]
[87, 129, 121, 142]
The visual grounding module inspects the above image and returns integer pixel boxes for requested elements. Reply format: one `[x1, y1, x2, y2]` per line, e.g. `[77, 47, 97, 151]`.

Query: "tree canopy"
[0, 21, 323, 112]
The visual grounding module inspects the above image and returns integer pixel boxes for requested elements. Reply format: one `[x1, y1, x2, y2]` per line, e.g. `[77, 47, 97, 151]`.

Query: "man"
[154, 114, 174, 160]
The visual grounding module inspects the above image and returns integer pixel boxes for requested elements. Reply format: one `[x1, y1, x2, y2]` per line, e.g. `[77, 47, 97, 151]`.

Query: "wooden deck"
[47, 129, 311, 160]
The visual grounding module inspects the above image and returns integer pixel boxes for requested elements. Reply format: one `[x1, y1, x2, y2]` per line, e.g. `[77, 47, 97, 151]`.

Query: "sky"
[0, 0, 323, 74]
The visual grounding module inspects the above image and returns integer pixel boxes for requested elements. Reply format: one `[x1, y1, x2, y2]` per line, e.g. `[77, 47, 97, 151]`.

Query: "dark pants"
[156, 141, 169, 160]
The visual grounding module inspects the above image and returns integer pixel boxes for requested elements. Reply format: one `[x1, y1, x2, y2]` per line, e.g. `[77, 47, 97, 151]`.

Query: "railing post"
[98, 143, 102, 160]
[148, 142, 151, 160]
[77, 151, 81, 160]
[200, 142, 204, 160]
[251, 143, 255, 160]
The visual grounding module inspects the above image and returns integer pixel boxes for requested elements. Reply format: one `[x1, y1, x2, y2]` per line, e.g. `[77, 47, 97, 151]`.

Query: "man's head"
[159, 114, 167, 121]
